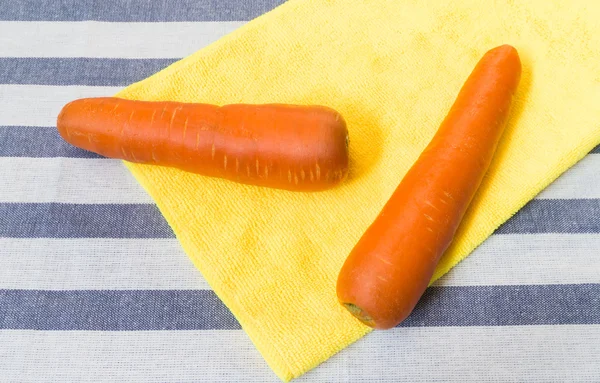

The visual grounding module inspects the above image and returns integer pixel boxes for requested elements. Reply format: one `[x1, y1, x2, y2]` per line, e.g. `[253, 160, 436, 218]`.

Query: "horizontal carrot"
[56, 98, 349, 192]
[336, 45, 522, 329]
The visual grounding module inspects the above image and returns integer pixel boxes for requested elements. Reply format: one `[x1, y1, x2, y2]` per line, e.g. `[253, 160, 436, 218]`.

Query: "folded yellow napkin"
[115, 0, 600, 380]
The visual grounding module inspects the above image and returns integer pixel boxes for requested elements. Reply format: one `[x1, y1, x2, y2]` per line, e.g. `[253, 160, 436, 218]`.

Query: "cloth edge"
[430, 130, 600, 284]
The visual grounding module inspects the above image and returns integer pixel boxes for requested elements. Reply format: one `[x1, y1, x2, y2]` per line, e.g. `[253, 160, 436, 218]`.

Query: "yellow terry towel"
[116, 0, 600, 380]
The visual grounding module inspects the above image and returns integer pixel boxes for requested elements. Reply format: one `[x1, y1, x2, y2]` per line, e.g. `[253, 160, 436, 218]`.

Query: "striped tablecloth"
[1, 1, 599, 381]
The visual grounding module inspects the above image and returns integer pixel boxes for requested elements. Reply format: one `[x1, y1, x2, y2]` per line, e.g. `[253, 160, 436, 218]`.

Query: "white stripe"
[309, 325, 600, 382]
[434, 233, 600, 286]
[535, 153, 600, 199]
[0, 234, 595, 293]
[0, 21, 243, 58]
[1, 326, 598, 382]
[0, 330, 276, 383]
[0, 157, 151, 204]
[0, 85, 121, 127]
[0, 238, 210, 290]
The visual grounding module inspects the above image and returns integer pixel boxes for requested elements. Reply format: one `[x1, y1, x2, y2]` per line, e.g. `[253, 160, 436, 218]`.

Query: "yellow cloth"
[115, 0, 600, 380]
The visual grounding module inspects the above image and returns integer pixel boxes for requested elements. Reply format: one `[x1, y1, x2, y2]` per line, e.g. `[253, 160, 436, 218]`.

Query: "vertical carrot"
[336, 45, 522, 329]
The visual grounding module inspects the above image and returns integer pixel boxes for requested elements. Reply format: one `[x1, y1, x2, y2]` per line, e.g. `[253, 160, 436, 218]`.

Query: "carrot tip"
[342, 303, 376, 328]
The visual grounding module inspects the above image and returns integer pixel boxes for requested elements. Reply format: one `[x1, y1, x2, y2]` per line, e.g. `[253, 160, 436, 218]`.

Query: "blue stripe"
[0, 290, 240, 330]
[0, 203, 173, 238]
[496, 199, 600, 234]
[0, 126, 102, 158]
[1, 285, 597, 330]
[1, 199, 598, 239]
[0, 58, 177, 86]
[400, 284, 600, 327]
[0, 0, 285, 21]
[592, 144, 600, 154]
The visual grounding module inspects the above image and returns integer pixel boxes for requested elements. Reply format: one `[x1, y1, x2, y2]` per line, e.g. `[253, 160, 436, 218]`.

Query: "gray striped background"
[0, 0, 599, 381]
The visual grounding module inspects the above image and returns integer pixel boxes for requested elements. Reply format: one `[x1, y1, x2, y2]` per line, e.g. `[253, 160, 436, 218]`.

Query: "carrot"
[56, 98, 349, 192]
[336, 45, 522, 329]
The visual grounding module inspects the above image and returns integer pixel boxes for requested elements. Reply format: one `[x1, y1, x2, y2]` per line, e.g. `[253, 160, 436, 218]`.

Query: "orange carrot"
[56, 98, 349, 192]
[336, 45, 522, 329]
